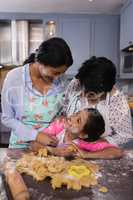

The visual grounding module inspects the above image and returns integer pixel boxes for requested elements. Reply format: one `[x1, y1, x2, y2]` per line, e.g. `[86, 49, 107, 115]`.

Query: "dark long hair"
[23, 53, 36, 65]
[83, 108, 105, 142]
[23, 37, 73, 68]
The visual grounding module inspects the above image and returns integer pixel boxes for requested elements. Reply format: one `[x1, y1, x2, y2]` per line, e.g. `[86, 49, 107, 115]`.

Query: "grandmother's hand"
[36, 132, 58, 146]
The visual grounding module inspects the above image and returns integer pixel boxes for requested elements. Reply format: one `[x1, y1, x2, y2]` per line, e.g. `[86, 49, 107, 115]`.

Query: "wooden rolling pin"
[4, 163, 30, 200]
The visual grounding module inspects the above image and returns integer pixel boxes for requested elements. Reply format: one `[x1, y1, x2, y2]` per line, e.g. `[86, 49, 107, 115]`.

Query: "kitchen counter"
[0, 148, 133, 200]
[0, 66, 19, 92]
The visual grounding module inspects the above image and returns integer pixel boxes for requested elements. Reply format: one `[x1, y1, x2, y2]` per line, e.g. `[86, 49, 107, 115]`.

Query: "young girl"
[34, 108, 123, 159]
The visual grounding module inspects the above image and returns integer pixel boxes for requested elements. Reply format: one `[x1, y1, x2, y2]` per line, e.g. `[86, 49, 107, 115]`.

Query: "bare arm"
[36, 132, 58, 146]
[76, 147, 124, 159]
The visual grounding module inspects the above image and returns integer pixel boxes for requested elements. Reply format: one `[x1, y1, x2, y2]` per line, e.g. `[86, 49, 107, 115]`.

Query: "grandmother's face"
[38, 63, 67, 84]
[84, 91, 105, 104]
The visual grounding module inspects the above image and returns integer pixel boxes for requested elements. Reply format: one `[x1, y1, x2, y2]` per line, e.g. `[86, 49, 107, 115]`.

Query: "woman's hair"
[23, 53, 36, 65]
[83, 108, 105, 142]
[76, 56, 116, 93]
[23, 37, 73, 68]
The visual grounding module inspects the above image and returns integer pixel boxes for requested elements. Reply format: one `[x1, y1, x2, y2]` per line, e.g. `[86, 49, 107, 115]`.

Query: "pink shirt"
[73, 139, 115, 152]
[43, 118, 116, 152]
[43, 118, 65, 136]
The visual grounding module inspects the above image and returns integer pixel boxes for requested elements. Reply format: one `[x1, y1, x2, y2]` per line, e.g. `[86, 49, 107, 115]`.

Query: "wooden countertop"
[0, 66, 20, 92]
[128, 102, 133, 109]
[127, 96, 133, 109]
[0, 148, 133, 200]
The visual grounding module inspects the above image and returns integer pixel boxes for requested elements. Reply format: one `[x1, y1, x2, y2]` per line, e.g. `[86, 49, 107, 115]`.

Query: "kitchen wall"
[0, 12, 132, 96]
[0, 13, 120, 75]
[117, 79, 133, 97]
[119, 0, 133, 97]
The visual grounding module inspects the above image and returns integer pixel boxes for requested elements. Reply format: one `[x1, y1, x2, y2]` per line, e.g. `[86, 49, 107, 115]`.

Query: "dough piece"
[16, 153, 99, 190]
[37, 148, 48, 157]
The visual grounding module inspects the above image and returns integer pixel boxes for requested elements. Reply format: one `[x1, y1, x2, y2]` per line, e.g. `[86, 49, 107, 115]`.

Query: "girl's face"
[38, 63, 68, 84]
[65, 110, 89, 135]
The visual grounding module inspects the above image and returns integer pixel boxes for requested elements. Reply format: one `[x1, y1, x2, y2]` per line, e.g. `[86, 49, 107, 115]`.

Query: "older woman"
[63, 56, 133, 158]
[1, 37, 73, 148]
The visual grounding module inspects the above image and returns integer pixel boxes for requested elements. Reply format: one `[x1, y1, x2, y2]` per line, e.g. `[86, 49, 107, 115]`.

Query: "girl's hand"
[36, 132, 58, 146]
[64, 131, 73, 144]
[29, 141, 44, 152]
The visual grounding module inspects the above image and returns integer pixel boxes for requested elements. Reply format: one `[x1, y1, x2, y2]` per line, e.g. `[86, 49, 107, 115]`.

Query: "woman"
[1, 37, 73, 148]
[63, 56, 133, 158]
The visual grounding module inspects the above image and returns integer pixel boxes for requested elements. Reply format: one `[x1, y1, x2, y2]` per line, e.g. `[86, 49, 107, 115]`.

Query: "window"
[0, 21, 12, 64]
[29, 20, 44, 53]
[0, 19, 56, 66]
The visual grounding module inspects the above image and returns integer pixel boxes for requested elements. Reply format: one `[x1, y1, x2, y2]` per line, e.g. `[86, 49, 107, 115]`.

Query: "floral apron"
[9, 87, 64, 148]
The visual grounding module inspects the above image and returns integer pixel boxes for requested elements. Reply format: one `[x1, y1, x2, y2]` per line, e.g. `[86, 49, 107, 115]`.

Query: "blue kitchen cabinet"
[120, 0, 133, 49]
[92, 16, 120, 66]
[0, 13, 120, 75]
[59, 15, 119, 75]
[59, 17, 91, 75]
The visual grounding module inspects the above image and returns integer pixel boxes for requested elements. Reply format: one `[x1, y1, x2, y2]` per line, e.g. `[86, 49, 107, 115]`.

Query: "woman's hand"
[36, 132, 58, 146]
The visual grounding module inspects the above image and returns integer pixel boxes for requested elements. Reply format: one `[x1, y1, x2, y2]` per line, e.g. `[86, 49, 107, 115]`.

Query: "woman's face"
[65, 110, 89, 135]
[83, 91, 105, 104]
[38, 63, 68, 84]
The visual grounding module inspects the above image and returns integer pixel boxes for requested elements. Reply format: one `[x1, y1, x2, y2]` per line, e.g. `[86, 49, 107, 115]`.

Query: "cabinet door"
[120, 0, 133, 49]
[93, 17, 119, 66]
[60, 18, 91, 75]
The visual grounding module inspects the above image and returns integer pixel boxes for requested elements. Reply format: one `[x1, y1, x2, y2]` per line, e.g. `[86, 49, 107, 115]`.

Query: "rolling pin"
[4, 162, 30, 200]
